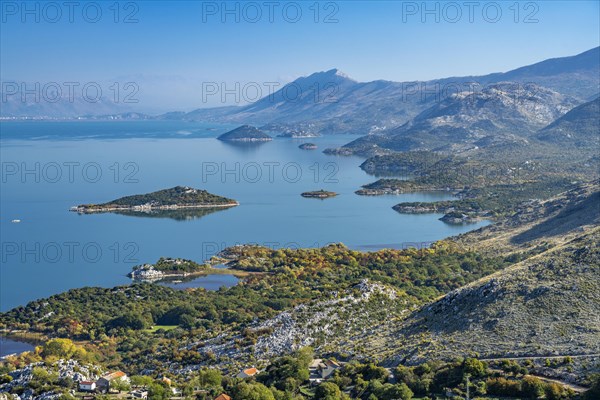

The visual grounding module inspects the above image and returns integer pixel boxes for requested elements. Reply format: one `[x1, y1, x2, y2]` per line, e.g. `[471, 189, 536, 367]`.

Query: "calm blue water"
[0, 121, 488, 311]
[0, 336, 35, 357]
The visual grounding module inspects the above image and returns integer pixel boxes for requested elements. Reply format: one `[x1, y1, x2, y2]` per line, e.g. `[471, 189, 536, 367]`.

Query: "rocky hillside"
[339, 83, 579, 154]
[387, 227, 599, 366]
[187, 280, 408, 369]
[367, 181, 600, 367]
[453, 180, 600, 255]
[536, 97, 600, 147]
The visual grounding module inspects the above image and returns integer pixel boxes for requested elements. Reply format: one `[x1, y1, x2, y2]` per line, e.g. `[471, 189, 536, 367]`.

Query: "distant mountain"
[480, 47, 600, 99]
[339, 83, 579, 154]
[4, 48, 598, 131]
[167, 47, 599, 135]
[0, 89, 131, 119]
[535, 97, 600, 147]
[217, 125, 272, 142]
[183, 68, 407, 134]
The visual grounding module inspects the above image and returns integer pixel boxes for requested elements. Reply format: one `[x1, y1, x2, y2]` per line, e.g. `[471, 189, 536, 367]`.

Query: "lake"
[0, 120, 488, 311]
[0, 336, 35, 358]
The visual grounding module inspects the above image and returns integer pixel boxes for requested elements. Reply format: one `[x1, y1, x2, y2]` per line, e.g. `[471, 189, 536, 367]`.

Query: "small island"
[299, 143, 318, 150]
[71, 186, 238, 214]
[217, 125, 272, 142]
[301, 190, 338, 199]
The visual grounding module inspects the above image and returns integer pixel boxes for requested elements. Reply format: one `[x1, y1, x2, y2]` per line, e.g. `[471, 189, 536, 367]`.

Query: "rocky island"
[298, 143, 318, 150]
[217, 125, 272, 142]
[301, 190, 338, 199]
[71, 186, 239, 214]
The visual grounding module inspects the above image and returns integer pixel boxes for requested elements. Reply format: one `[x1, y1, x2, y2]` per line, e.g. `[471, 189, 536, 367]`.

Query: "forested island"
[298, 143, 318, 150]
[71, 186, 238, 213]
[217, 125, 273, 142]
[301, 190, 338, 199]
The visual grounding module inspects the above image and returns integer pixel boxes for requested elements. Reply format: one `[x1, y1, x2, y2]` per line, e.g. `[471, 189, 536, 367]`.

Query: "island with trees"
[71, 186, 239, 214]
[301, 190, 338, 199]
[298, 143, 318, 150]
[217, 125, 273, 142]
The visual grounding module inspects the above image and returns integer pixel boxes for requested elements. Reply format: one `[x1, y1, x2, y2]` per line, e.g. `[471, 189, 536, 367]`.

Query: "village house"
[96, 371, 129, 392]
[309, 359, 341, 382]
[78, 381, 96, 392]
[214, 394, 231, 400]
[130, 389, 148, 399]
[236, 367, 259, 379]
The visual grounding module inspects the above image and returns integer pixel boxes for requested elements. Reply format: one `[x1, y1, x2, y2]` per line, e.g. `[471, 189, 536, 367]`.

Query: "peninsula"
[128, 257, 210, 281]
[128, 257, 253, 282]
[71, 186, 239, 213]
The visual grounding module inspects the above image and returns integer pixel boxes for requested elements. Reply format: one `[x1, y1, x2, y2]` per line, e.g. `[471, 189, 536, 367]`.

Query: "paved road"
[480, 353, 600, 361]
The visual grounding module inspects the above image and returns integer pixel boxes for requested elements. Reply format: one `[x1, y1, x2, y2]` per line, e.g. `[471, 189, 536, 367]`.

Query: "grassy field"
[145, 325, 179, 333]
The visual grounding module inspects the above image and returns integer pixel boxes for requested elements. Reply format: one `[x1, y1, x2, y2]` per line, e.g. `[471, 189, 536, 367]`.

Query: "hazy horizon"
[1, 1, 599, 112]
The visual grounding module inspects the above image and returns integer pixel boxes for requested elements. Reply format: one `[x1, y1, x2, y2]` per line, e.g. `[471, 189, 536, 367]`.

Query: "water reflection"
[109, 206, 236, 221]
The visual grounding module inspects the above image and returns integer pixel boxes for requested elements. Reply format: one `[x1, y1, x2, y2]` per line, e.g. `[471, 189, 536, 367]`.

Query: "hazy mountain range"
[169, 47, 600, 136]
[2, 47, 599, 137]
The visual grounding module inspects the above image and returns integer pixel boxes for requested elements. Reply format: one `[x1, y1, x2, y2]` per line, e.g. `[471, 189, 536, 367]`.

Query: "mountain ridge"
[3, 48, 599, 135]
[336, 83, 581, 154]
[173, 47, 599, 134]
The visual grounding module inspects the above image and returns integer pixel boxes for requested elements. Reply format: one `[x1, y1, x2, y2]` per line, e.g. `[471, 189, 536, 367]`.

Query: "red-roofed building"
[97, 371, 129, 392]
[236, 367, 259, 378]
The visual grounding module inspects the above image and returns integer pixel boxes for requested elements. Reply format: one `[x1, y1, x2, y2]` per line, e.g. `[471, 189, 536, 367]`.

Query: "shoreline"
[130, 266, 254, 283]
[355, 188, 457, 196]
[0, 332, 45, 355]
[71, 202, 239, 214]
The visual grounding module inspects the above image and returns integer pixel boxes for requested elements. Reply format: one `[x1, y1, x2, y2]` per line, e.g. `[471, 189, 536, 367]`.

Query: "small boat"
[11, 219, 21, 223]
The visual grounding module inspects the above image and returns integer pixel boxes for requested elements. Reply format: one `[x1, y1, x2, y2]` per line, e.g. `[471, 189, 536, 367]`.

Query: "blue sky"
[1, 0, 599, 111]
